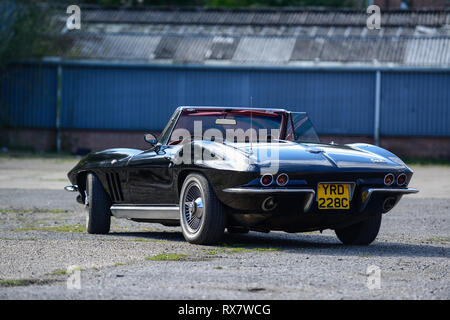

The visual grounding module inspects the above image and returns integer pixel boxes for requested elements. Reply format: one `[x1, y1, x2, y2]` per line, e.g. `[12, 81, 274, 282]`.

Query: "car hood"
[231, 141, 405, 172]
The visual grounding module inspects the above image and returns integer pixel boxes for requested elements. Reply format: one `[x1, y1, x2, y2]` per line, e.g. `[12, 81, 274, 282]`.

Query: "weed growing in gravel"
[218, 243, 281, 253]
[48, 209, 68, 214]
[0, 279, 53, 287]
[46, 269, 68, 275]
[0, 279, 33, 286]
[1, 209, 32, 214]
[46, 266, 83, 276]
[226, 247, 251, 253]
[214, 266, 223, 270]
[14, 225, 85, 232]
[252, 248, 281, 252]
[1, 209, 68, 214]
[146, 253, 188, 261]
[427, 237, 450, 243]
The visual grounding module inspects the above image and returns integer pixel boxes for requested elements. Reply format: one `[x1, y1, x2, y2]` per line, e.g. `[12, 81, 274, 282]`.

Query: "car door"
[126, 145, 178, 205]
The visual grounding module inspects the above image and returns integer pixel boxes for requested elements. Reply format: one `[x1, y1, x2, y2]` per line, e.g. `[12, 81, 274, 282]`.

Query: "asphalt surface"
[0, 157, 448, 299]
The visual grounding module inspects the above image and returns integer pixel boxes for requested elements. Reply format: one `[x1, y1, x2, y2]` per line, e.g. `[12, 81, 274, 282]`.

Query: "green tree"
[0, 0, 61, 68]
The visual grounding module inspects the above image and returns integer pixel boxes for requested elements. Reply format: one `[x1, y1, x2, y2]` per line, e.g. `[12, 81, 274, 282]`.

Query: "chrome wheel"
[179, 173, 225, 244]
[84, 190, 89, 229]
[182, 182, 204, 233]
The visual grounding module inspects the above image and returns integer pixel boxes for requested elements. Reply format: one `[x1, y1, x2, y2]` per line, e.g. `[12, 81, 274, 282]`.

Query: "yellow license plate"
[317, 183, 350, 210]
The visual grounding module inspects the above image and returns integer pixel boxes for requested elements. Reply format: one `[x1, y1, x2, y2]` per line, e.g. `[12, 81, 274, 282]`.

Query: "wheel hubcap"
[183, 184, 204, 232]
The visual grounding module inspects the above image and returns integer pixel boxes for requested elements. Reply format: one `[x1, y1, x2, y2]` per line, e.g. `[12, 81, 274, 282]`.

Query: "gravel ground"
[0, 157, 448, 299]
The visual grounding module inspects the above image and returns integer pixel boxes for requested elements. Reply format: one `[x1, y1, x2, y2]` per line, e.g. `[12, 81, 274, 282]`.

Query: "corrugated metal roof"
[207, 36, 239, 60]
[404, 38, 450, 65]
[83, 23, 450, 38]
[173, 37, 212, 62]
[57, 7, 450, 67]
[80, 7, 450, 27]
[63, 32, 450, 67]
[73, 34, 160, 61]
[290, 38, 325, 61]
[233, 37, 296, 63]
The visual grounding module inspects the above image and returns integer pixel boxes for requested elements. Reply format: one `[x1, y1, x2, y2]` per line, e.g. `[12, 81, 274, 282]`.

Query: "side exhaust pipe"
[382, 197, 397, 213]
[262, 196, 278, 212]
[64, 185, 78, 192]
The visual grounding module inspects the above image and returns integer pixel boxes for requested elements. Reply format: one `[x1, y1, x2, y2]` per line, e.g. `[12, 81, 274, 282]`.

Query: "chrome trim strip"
[361, 187, 419, 211]
[110, 205, 180, 220]
[368, 187, 419, 195]
[223, 188, 315, 195]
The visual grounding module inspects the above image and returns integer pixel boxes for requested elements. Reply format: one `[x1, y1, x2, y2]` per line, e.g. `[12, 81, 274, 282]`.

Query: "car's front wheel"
[334, 213, 382, 245]
[85, 173, 111, 234]
[179, 173, 226, 244]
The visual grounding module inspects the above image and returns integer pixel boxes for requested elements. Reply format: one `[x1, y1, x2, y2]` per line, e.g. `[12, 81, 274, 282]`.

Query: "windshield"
[291, 112, 320, 143]
[159, 108, 182, 145]
[169, 109, 284, 144]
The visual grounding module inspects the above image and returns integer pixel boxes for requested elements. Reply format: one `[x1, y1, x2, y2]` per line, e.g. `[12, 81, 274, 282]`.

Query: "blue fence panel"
[380, 72, 450, 136]
[0, 64, 57, 128]
[62, 66, 254, 130]
[248, 70, 375, 135]
[60, 65, 375, 134]
[61, 66, 178, 130]
[3, 62, 449, 137]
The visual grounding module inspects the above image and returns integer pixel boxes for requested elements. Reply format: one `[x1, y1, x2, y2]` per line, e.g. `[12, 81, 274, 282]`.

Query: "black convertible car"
[66, 106, 418, 245]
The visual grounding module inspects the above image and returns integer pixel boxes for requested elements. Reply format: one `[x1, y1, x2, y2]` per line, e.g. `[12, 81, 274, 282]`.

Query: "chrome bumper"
[223, 188, 315, 195]
[223, 188, 316, 212]
[223, 186, 418, 213]
[361, 187, 419, 211]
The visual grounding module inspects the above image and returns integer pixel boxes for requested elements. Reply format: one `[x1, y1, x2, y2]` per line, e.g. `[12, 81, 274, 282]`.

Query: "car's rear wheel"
[85, 173, 111, 234]
[179, 173, 226, 244]
[334, 213, 382, 245]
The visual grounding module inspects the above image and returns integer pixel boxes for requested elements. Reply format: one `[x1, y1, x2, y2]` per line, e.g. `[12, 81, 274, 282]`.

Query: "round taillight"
[384, 173, 394, 186]
[397, 173, 407, 186]
[260, 174, 273, 186]
[276, 173, 289, 186]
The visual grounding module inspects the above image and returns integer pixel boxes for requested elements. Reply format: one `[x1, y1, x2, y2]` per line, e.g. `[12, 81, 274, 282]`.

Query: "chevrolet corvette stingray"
[65, 106, 418, 245]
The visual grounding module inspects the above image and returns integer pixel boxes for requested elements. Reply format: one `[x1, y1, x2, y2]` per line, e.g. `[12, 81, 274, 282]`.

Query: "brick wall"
[2, 129, 449, 160]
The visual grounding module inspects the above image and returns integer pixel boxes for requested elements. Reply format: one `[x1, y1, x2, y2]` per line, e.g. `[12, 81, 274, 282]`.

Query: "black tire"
[85, 173, 111, 234]
[335, 213, 382, 245]
[179, 173, 226, 244]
